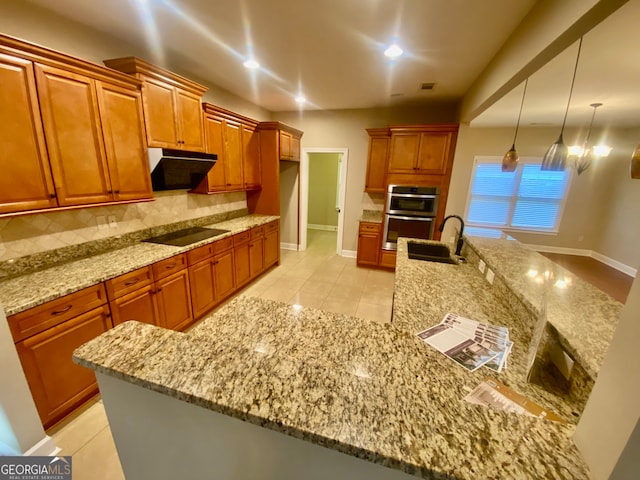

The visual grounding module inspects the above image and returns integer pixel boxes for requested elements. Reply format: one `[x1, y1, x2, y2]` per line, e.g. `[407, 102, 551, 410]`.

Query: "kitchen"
[1, 1, 639, 479]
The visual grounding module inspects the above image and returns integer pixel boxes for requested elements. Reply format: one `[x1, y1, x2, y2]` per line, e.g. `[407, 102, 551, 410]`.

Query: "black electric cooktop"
[143, 227, 230, 247]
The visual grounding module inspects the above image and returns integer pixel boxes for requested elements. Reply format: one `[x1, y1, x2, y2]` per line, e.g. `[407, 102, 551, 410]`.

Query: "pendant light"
[631, 145, 640, 179]
[541, 37, 583, 171]
[502, 79, 528, 172]
[573, 103, 601, 175]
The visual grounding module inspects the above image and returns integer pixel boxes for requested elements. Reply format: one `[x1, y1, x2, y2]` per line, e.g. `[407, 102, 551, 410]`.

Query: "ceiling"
[24, 0, 537, 113]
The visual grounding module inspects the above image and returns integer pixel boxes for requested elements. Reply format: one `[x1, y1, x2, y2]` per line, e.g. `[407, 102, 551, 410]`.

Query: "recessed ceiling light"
[384, 43, 403, 58]
[295, 95, 306, 104]
[243, 58, 260, 69]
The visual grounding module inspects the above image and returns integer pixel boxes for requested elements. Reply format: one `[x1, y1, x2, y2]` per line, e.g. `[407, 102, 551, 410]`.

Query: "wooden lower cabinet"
[188, 259, 216, 319]
[249, 236, 265, 278]
[155, 269, 193, 331]
[15, 305, 111, 428]
[110, 284, 158, 327]
[357, 222, 381, 267]
[234, 233, 251, 288]
[213, 249, 236, 300]
[264, 222, 279, 268]
[379, 250, 397, 269]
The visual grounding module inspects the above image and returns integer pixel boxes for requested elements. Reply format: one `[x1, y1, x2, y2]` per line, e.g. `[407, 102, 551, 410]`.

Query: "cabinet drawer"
[153, 254, 187, 280]
[187, 243, 214, 266]
[359, 222, 381, 233]
[233, 230, 250, 246]
[251, 226, 264, 239]
[264, 220, 279, 233]
[212, 236, 233, 254]
[105, 266, 153, 300]
[8, 284, 108, 342]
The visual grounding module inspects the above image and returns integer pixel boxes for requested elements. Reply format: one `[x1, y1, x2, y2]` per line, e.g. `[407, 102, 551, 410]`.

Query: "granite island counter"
[74, 242, 592, 480]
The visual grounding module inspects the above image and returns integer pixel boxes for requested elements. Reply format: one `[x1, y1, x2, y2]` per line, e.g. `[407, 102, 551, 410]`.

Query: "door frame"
[300, 148, 348, 254]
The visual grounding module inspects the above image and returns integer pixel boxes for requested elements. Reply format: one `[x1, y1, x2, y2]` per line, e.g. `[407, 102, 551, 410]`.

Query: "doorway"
[300, 148, 348, 255]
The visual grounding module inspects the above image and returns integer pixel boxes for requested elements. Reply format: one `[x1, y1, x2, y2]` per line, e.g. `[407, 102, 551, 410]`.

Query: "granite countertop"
[74, 295, 590, 479]
[360, 209, 383, 223]
[0, 214, 279, 316]
[463, 234, 621, 380]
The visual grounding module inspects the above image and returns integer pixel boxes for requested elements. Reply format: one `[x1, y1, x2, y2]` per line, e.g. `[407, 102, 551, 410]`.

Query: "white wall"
[273, 103, 459, 251]
[279, 162, 299, 247]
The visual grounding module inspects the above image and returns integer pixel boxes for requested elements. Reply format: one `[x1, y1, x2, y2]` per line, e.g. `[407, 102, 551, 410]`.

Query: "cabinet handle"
[115, 189, 120, 194]
[51, 305, 72, 315]
[49, 193, 56, 199]
[157, 288, 162, 292]
[124, 278, 140, 286]
[213, 260, 219, 265]
[165, 263, 177, 270]
[249, 243, 253, 247]
[108, 190, 113, 194]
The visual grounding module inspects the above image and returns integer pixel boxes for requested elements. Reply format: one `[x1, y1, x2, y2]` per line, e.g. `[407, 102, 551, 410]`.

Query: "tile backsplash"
[0, 191, 247, 263]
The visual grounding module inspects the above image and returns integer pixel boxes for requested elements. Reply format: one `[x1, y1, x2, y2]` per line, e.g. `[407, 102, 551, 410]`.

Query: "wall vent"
[420, 83, 436, 91]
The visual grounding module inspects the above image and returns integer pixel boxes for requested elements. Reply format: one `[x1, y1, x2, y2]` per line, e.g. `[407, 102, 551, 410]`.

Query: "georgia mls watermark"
[0, 456, 72, 480]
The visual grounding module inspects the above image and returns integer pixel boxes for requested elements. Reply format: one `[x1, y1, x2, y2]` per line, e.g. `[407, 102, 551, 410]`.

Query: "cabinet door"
[357, 233, 380, 266]
[213, 250, 235, 300]
[224, 121, 244, 189]
[416, 132, 451, 174]
[176, 88, 204, 152]
[388, 133, 420, 174]
[249, 237, 264, 278]
[188, 260, 216, 319]
[264, 228, 279, 268]
[365, 136, 389, 193]
[15, 305, 111, 428]
[96, 82, 152, 201]
[35, 64, 113, 206]
[279, 131, 292, 159]
[142, 77, 178, 148]
[234, 241, 251, 288]
[0, 54, 57, 214]
[203, 115, 226, 192]
[242, 125, 261, 189]
[156, 269, 193, 331]
[110, 285, 158, 327]
[291, 135, 301, 162]
[379, 250, 397, 269]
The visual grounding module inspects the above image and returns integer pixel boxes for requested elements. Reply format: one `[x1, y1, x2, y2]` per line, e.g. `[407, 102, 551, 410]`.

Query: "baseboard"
[591, 251, 637, 277]
[280, 242, 298, 251]
[527, 244, 637, 278]
[24, 435, 60, 456]
[341, 250, 357, 258]
[527, 244, 591, 256]
[308, 224, 338, 232]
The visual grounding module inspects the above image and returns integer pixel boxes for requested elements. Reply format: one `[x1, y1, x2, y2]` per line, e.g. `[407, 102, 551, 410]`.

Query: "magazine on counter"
[464, 378, 566, 423]
[416, 313, 513, 372]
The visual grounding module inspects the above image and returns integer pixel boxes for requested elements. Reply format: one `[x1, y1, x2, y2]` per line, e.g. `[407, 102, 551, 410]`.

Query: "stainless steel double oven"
[382, 185, 440, 250]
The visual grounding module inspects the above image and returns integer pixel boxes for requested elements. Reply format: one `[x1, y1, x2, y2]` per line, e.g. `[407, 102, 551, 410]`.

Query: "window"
[465, 157, 571, 233]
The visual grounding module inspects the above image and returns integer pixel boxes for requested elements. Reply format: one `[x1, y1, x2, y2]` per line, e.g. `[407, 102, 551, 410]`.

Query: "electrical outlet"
[486, 269, 495, 284]
[96, 216, 108, 230]
[478, 260, 486, 273]
[107, 215, 117, 228]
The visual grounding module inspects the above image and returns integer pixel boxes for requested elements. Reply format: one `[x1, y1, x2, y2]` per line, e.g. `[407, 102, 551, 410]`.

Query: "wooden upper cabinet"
[278, 130, 301, 161]
[364, 128, 389, 193]
[291, 135, 301, 162]
[203, 115, 226, 192]
[34, 63, 113, 206]
[175, 89, 205, 151]
[141, 77, 179, 148]
[224, 120, 244, 189]
[388, 126, 458, 176]
[0, 53, 57, 214]
[103, 57, 207, 152]
[96, 82, 152, 201]
[242, 124, 261, 189]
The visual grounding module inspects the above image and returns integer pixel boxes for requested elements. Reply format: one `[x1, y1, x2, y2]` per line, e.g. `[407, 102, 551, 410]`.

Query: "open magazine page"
[464, 378, 566, 423]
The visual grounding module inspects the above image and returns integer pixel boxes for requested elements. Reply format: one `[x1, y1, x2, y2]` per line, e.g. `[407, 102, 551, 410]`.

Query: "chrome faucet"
[438, 215, 465, 256]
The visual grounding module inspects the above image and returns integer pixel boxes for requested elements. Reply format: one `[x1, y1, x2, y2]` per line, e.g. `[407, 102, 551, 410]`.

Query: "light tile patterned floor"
[48, 230, 394, 478]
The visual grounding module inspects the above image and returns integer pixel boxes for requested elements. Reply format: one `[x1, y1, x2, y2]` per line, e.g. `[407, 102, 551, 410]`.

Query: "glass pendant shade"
[541, 133, 568, 171]
[502, 145, 518, 172]
[575, 149, 595, 175]
[631, 144, 640, 179]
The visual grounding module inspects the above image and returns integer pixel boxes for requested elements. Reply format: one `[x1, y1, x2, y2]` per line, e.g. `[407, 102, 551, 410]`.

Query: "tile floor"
[48, 229, 395, 478]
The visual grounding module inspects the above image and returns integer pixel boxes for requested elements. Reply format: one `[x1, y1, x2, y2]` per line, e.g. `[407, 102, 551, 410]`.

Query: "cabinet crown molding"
[257, 121, 304, 138]
[0, 34, 141, 90]
[203, 102, 259, 128]
[388, 124, 459, 134]
[103, 56, 207, 96]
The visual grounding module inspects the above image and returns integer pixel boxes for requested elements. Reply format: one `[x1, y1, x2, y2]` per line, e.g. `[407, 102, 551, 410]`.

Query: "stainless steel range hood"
[148, 148, 217, 191]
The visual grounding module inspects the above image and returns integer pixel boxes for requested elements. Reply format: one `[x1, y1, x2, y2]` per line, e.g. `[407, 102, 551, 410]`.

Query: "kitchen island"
[73, 238, 593, 478]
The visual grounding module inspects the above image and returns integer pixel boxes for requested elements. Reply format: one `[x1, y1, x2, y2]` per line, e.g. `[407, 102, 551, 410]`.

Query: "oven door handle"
[389, 193, 438, 199]
[385, 215, 435, 221]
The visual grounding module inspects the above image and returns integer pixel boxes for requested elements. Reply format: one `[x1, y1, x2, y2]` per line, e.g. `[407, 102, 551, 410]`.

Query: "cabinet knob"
[108, 190, 113, 194]
[115, 189, 120, 194]
[49, 193, 56, 199]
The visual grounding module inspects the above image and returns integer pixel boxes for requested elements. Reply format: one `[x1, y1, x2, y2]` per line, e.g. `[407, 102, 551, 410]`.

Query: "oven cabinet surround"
[72, 293, 591, 480]
[0, 34, 153, 216]
[1, 214, 280, 428]
[364, 128, 390, 193]
[247, 122, 303, 215]
[103, 57, 207, 153]
[191, 103, 261, 194]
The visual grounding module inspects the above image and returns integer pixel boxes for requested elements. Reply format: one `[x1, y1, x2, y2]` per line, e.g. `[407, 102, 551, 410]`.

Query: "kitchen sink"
[143, 227, 230, 246]
[407, 242, 458, 265]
